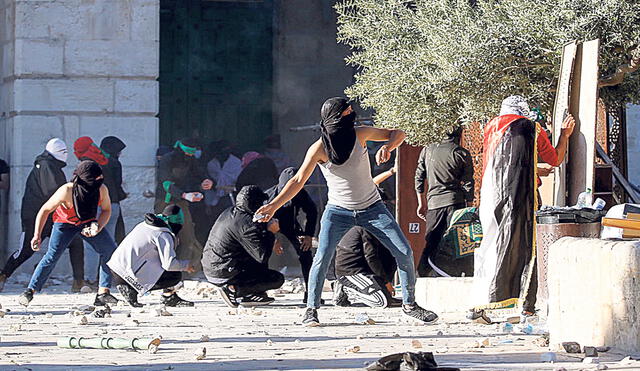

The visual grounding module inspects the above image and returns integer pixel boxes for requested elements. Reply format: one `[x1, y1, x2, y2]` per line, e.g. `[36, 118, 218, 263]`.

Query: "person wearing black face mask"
[99, 136, 128, 241]
[256, 97, 439, 327]
[19, 160, 119, 307]
[108, 204, 196, 307]
[202, 185, 284, 308]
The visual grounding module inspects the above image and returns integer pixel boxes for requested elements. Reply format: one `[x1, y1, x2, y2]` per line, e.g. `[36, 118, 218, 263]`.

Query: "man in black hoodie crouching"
[201, 185, 284, 308]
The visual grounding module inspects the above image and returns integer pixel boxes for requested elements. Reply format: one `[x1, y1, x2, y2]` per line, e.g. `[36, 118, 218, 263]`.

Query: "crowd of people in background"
[0, 94, 576, 327]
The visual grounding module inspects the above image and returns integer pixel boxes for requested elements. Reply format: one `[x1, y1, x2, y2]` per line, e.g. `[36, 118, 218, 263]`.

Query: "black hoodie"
[201, 186, 274, 282]
[21, 151, 67, 221]
[266, 167, 317, 240]
[100, 136, 127, 203]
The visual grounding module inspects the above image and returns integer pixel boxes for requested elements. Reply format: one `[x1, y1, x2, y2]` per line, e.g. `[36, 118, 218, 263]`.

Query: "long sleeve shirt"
[415, 139, 474, 209]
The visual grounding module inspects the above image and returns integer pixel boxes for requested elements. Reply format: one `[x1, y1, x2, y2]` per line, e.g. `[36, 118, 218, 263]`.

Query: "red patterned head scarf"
[73, 136, 108, 166]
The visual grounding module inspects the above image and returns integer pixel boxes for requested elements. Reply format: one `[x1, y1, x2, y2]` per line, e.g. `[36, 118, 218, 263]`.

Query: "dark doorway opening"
[159, 0, 274, 152]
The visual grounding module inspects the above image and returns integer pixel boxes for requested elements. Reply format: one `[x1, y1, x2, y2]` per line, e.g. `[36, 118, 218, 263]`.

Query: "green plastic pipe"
[57, 337, 161, 351]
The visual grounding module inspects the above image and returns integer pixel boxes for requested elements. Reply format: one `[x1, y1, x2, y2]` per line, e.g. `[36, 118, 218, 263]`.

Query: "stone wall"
[0, 0, 159, 276]
[547, 237, 640, 354]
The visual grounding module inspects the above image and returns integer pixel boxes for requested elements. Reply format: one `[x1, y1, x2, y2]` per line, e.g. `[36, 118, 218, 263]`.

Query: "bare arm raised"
[255, 140, 326, 222]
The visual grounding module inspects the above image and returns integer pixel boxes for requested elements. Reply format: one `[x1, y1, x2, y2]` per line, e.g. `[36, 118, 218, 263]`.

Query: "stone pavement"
[0, 277, 638, 371]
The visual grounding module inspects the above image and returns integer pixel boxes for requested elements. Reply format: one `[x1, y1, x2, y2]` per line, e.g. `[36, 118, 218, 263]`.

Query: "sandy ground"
[0, 276, 638, 371]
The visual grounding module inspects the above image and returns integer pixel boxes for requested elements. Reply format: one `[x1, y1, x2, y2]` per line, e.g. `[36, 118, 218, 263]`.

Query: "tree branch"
[599, 47, 640, 88]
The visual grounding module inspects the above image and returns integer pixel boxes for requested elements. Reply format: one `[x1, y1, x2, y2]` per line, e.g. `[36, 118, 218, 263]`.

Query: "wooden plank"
[396, 143, 426, 266]
[553, 42, 578, 206]
[566, 39, 600, 205]
[602, 217, 640, 231]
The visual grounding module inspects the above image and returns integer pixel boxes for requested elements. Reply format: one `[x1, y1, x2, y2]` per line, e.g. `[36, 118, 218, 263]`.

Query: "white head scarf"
[499, 95, 537, 121]
[45, 138, 68, 163]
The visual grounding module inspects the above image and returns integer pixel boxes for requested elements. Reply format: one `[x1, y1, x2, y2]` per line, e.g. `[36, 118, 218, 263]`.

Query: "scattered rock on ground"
[411, 339, 422, 349]
[562, 341, 582, 353]
[194, 347, 206, 360]
[346, 345, 360, 353]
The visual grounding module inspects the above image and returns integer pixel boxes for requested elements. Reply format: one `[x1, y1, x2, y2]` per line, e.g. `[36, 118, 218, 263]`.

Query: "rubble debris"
[74, 315, 88, 325]
[533, 336, 549, 347]
[596, 346, 610, 353]
[76, 305, 95, 314]
[194, 347, 206, 360]
[436, 330, 444, 336]
[435, 347, 449, 354]
[356, 335, 364, 340]
[58, 336, 161, 351]
[411, 340, 423, 349]
[266, 339, 273, 346]
[582, 357, 599, 364]
[355, 313, 376, 325]
[480, 338, 491, 347]
[45, 313, 53, 318]
[597, 364, 608, 370]
[541, 352, 557, 363]
[92, 306, 112, 318]
[346, 345, 361, 353]
[561, 342, 581, 353]
[199, 335, 210, 342]
[80, 286, 94, 294]
[151, 306, 172, 317]
[0, 309, 6, 318]
[506, 316, 521, 324]
[126, 319, 140, 327]
[583, 346, 598, 357]
[294, 339, 301, 344]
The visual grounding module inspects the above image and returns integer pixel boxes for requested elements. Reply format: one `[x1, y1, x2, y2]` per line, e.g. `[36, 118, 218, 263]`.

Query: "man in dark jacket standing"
[156, 138, 213, 268]
[202, 185, 284, 308]
[267, 167, 317, 304]
[0, 139, 87, 292]
[415, 126, 474, 277]
[100, 136, 127, 242]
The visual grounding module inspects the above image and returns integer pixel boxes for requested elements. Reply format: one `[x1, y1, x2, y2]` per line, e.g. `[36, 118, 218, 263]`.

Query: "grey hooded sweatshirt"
[107, 214, 189, 294]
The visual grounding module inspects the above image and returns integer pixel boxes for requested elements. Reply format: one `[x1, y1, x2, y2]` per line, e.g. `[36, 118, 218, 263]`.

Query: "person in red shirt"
[471, 95, 574, 323]
[18, 161, 118, 307]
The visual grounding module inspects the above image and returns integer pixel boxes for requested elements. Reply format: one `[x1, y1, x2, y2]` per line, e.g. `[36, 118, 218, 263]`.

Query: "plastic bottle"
[592, 197, 606, 210]
[576, 188, 593, 208]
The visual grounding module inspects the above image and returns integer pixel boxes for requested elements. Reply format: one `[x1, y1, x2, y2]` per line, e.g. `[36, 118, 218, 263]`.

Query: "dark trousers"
[2, 218, 84, 281]
[417, 204, 461, 277]
[226, 266, 285, 297]
[114, 271, 182, 292]
[282, 232, 313, 292]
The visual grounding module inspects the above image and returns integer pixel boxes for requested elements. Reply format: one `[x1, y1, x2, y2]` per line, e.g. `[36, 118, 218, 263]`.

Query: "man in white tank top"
[256, 97, 438, 326]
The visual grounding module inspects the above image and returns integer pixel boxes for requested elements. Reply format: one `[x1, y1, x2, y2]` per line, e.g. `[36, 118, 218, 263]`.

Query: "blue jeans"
[307, 201, 416, 308]
[84, 203, 119, 280]
[28, 222, 117, 292]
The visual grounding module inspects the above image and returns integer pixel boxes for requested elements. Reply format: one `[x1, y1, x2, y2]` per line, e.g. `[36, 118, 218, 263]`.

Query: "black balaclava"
[72, 160, 104, 221]
[320, 97, 356, 165]
[235, 185, 268, 215]
[100, 136, 126, 159]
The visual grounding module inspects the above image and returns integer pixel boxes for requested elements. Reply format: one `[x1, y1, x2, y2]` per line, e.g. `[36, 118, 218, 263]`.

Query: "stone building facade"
[0, 0, 353, 273]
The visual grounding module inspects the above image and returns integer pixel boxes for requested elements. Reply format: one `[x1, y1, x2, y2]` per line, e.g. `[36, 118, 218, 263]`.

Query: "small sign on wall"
[408, 223, 420, 234]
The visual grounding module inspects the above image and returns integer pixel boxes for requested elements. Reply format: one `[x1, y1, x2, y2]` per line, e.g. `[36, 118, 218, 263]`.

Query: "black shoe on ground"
[161, 293, 194, 307]
[302, 308, 320, 327]
[117, 284, 143, 308]
[239, 293, 275, 307]
[332, 282, 351, 307]
[94, 292, 120, 307]
[403, 304, 439, 324]
[19, 289, 34, 307]
[218, 286, 239, 308]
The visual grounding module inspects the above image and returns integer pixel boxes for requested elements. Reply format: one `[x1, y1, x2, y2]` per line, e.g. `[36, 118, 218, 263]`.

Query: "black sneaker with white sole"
[218, 286, 239, 308]
[239, 293, 275, 307]
[19, 289, 34, 307]
[161, 293, 194, 307]
[94, 292, 120, 307]
[302, 308, 320, 327]
[117, 284, 143, 308]
[403, 304, 439, 324]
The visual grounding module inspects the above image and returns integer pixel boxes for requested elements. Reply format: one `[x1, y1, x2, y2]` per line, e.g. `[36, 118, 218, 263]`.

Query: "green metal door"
[159, 0, 273, 151]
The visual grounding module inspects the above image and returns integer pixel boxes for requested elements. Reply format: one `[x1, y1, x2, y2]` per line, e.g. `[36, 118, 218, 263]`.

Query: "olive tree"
[335, 0, 640, 144]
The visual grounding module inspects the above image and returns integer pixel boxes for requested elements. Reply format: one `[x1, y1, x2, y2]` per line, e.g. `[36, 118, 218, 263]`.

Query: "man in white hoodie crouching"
[108, 204, 196, 307]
